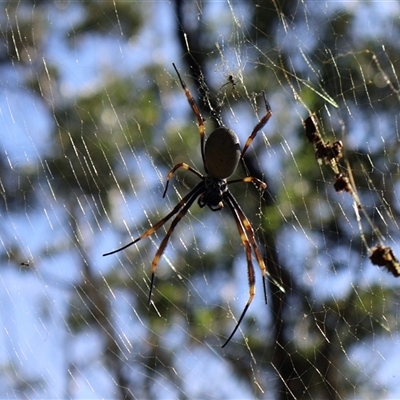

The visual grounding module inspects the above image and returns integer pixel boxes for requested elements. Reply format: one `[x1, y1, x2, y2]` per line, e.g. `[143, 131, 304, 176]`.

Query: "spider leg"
[240, 92, 272, 161]
[103, 182, 205, 256]
[227, 192, 268, 304]
[163, 162, 204, 198]
[228, 176, 267, 191]
[222, 194, 256, 348]
[147, 183, 204, 304]
[172, 63, 207, 173]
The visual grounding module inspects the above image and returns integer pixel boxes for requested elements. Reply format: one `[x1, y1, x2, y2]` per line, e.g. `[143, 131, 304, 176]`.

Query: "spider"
[103, 63, 272, 347]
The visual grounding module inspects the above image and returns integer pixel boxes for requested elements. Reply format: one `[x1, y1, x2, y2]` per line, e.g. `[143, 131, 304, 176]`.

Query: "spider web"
[1, 1, 400, 399]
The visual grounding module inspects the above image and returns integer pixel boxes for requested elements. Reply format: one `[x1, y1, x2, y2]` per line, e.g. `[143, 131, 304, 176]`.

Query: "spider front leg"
[147, 183, 204, 304]
[227, 192, 268, 304]
[163, 162, 203, 198]
[103, 182, 204, 256]
[222, 194, 257, 348]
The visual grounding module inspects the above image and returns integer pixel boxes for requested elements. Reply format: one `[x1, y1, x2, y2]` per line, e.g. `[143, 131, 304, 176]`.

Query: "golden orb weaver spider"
[103, 63, 272, 347]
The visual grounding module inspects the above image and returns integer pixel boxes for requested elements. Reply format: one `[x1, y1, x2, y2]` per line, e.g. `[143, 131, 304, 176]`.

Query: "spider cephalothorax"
[199, 176, 227, 210]
[104, 63, 272, 347]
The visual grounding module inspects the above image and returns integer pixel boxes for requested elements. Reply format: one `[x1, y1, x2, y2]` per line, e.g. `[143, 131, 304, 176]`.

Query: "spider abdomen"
[205, 127, 241, 179]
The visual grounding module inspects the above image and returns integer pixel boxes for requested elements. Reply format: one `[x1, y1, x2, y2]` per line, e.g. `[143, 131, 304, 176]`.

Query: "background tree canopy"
[1, 1, 400, 399]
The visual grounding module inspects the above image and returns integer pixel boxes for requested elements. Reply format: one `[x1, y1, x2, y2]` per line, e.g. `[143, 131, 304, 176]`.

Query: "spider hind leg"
[172, 63, 207, 172]
[240, 92, 272, 161]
